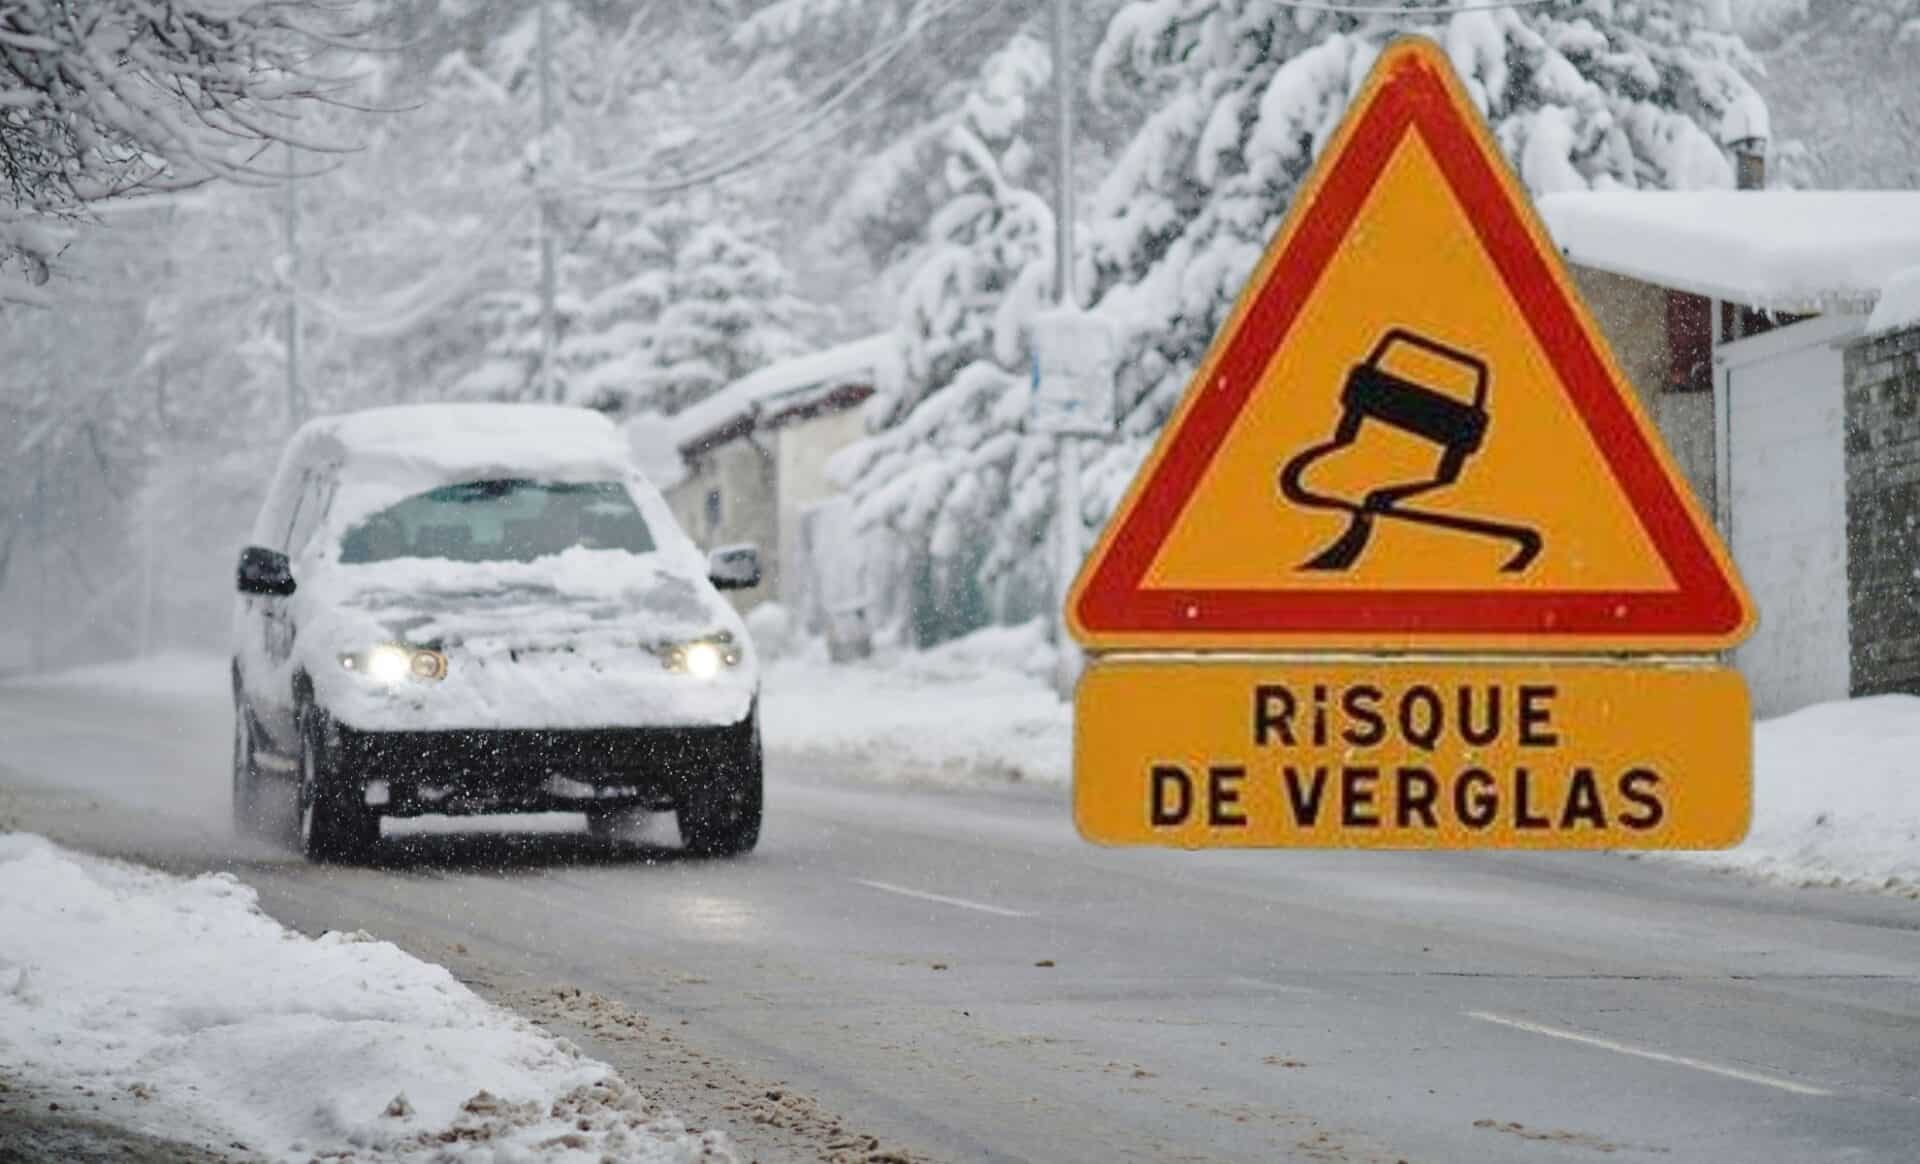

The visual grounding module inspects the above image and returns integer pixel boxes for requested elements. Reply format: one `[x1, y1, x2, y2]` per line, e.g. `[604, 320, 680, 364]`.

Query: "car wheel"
[296, 707, 378, 863]
[677, 710, 762, 857]
[231, 709, 265, 837]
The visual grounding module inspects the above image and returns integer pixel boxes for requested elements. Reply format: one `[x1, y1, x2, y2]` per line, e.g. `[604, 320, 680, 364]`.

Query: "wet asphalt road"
[1, 666, 1917, 1163]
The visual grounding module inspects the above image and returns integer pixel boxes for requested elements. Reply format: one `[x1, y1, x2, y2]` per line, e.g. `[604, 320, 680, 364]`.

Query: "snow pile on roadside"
[19, 650, 228, 702]
[761, 619, 1071, 784]
[764, 630, 1920, 896]
[0, 834, 733, 1163]
[1672, 695, 1920, 893]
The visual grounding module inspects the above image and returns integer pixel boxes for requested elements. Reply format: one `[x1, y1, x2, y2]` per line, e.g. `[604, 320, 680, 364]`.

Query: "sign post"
[1033, 305, 1119, 694]
[1065, 38, 1756, 851]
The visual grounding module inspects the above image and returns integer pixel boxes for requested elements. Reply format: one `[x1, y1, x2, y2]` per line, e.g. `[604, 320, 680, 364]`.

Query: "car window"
[337, 479, 655, 565]
[285, 468, 337, 556]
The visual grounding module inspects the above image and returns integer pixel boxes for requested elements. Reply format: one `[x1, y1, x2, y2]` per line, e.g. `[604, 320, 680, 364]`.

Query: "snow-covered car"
[230, 404, 763, 862]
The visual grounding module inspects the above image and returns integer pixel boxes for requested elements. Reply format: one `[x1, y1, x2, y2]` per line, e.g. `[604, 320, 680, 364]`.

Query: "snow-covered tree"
[0, 0, 365, 291]
[839, 0, 1769, 646]
[828, 34, 1061, 644]
[453, 197, 808, 416]
[643, 222, 807, 410]
[1741, 0, 1920, 188]
[431, 4, 811, 416]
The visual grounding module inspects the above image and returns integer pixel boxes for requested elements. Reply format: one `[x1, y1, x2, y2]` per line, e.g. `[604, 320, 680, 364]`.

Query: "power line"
[573, 0, 995, 198]
[662, 1, 968, 174]
[1266, 0, 1555, 12]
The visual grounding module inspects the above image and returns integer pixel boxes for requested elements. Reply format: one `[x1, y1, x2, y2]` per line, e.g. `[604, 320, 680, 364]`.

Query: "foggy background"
[2, 0, 1913, 674]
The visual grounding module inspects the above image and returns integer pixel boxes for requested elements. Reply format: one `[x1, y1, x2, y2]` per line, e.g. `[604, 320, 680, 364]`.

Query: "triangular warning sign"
[1069, 38, 1754, 653]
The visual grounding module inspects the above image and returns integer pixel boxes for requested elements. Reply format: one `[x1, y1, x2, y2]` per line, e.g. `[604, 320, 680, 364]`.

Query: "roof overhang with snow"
[671, 333, 900, 458]
[1538, 191, 1920, 316]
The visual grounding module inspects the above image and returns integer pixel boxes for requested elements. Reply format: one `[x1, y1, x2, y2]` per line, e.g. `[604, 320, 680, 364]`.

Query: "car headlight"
[339, 643, 446, 684]
[659, 634, 741, 678]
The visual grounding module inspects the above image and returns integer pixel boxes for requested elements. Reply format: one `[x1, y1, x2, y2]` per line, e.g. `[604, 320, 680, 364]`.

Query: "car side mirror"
[707, 543, 762, 591]
[236, 545, 296, 596]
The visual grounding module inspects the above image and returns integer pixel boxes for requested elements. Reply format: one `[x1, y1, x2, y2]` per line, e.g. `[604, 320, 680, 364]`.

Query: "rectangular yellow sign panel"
[1075, 658, 1750, 850]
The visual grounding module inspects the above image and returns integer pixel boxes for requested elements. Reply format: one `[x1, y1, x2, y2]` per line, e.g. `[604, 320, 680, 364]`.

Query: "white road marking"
[1467, 1010, 1832, 1097]
[853, 878, 1033, 918]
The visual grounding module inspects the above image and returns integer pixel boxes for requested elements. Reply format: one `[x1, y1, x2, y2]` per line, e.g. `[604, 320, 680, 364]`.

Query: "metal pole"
[33, 443, 46, 673]
[1711, 298, 1732, 538]
[285, 143, 302, 429]
[1050, 0, 1080, 694]
[138, 485, 156, 658]
[1052, 0, 1074, 308]
[536, 0, 559, 403]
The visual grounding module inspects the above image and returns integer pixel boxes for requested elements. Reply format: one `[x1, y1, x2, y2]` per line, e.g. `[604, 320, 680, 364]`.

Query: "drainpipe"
[1711, 304, 1731, 537]
[1712, 112, 1766, 539]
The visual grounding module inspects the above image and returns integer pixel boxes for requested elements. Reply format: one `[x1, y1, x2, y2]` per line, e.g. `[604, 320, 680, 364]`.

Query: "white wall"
[775, 408, 868, 613]
[1722, 317, 1860, 717]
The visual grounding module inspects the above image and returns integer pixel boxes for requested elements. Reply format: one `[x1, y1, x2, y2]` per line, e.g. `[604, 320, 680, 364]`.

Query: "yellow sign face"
[1067, 38, 1754, 653]
[1075, 658, 1750, 850]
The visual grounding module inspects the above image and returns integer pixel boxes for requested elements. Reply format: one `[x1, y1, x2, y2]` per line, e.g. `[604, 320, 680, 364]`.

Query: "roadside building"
[1540, 190, 1920, 715]
[628, 335, 900, 640]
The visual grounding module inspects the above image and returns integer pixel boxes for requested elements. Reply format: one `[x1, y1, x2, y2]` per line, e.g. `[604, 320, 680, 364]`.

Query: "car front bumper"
[328, 718, 751, 817]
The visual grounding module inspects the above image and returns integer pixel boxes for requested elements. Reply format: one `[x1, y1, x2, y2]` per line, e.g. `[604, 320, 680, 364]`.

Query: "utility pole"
[535, 0, 559, 402]
[285, 142, 303, 430]
[32, 442, 47, 673]
[1050, 0, 1082, 695]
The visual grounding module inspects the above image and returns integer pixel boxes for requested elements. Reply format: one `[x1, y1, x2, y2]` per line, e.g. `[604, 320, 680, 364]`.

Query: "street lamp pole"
[536, 0, 559, 402]
[1050, 0, 1081, 693]
[285, 142, 303, 430]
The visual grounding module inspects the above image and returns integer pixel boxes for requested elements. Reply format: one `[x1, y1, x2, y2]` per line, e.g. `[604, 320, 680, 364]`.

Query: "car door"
[252, 467, 331, 752]
[237, 459, 298, 750]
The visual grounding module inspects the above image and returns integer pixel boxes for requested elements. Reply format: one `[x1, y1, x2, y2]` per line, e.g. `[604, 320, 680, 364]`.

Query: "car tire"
[296, 706, 379, 863]
[676, 710, 762, 857]
[231, 707, 266, 838]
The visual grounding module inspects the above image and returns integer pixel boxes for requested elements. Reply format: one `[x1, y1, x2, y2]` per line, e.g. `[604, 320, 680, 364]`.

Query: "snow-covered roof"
[671, 333, 898, 455]
[1539, 191, 1920, 314]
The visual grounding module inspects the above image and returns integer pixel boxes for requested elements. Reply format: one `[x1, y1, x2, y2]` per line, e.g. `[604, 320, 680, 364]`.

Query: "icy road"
[2, 665, 1918, 1162]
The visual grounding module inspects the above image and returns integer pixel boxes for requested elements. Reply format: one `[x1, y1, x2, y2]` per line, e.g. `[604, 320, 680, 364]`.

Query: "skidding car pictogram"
[1278, 328, 1543, 573]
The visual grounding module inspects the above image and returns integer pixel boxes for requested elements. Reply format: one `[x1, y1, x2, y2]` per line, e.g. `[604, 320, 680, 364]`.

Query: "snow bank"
[14, 650, 225, 702]
[0, 834, 732, 1162]
[1672, 695, 1920, 893]
[760, 620, 1070, 785]
[767, 640, 1920, 897]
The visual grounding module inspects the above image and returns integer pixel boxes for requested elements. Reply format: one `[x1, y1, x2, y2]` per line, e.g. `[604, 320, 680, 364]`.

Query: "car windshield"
[337, 479, 654, 564]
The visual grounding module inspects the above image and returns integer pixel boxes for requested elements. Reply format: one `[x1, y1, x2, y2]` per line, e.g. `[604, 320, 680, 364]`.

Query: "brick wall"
[1843, 324, 1920, 697]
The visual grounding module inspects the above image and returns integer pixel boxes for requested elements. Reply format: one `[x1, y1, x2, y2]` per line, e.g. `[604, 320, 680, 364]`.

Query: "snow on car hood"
[300, 547, 756, 733]
[326, 549, 732, 651]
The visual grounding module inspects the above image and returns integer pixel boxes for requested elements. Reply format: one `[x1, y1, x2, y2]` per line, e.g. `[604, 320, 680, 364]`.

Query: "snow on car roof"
[1538, 190, 1920, 314]
[295, 403, 642, 534]
[306, 403, 631, 478]
[319, 402, 622, 458]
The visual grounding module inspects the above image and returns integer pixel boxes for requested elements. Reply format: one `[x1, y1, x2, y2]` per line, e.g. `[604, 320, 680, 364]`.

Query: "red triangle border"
[1074, 45, 1747, 645]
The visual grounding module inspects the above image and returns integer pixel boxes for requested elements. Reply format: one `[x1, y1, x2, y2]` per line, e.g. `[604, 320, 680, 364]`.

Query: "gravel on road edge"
[0, 1073, 252, 1164]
